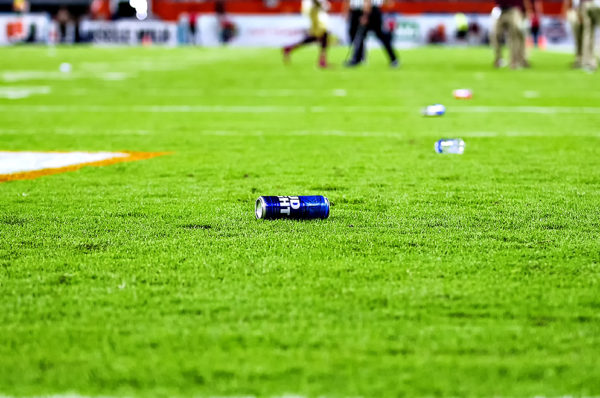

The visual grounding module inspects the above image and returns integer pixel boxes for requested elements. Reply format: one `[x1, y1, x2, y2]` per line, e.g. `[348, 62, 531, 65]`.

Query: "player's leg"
[590, 6, 600, 69]
[312, 8, 330, 68]
[349, 9, 359, 45]
[319, 31, 329, 68]
[508, 8, 525, 68]
[347, 23, 368, 66]
[350, 9, 366, 62]
[531, 25, 539, 47]
[492, 11, 506, 67]
[283, 4, 322, 63]
[569, 9, 583, 67]
[370, 7, 398, 66]
[581, 2, 597, 69]
[575, 15, 584, 67]
[516, 8, 529, 67]
[283, 35, 318, 62]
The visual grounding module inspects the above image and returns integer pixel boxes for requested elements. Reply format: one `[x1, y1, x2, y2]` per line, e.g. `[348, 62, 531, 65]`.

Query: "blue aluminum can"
[255, 196, 330, 220]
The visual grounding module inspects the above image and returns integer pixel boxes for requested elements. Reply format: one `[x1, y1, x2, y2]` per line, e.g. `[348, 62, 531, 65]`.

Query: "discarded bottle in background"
[435, 139, 465, 154]
[453, 89, 473, 99]
[422, 104, 446, 117]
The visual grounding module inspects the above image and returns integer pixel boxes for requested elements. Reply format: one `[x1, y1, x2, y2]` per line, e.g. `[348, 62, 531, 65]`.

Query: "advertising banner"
[79, 19, 178, 46]
[0, 13, 51, 46]
[198, 14, 347, 47]
[197, 14, 574, 50]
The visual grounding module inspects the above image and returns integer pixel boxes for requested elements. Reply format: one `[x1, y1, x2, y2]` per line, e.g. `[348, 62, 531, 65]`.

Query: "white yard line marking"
[200, 130, 405, 137]
[451, 106, 600, 114]
[0, 127, 598, 138]
[0, 128, 150, 136]
[198, 130, 600, 138]
[47, 88, 357, 98]
[0, 151, 129, 175]
[1, 71, 132, 82]
[0, 86, 51, 99]
[76, 52, 261, 74]
[0, 151, 165, 182]
[0, 105, 312, 113]
[2, 71, 70, 82]
[2, 105, 600, 114]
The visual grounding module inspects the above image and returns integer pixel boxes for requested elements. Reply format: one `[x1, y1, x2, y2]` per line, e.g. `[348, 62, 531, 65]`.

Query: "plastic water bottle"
[423, 104, 446, 117]
[435, 139, 465, 154]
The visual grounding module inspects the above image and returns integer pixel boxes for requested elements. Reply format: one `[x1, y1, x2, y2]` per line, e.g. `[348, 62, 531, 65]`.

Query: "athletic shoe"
[583, 64, 597, 72]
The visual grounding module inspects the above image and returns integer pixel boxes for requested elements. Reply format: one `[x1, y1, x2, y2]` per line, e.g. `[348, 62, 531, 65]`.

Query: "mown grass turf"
[0, 45, 599, 398]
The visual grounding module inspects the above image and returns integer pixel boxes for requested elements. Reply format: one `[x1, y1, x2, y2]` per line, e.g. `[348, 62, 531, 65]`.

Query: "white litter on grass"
[332, 89, 347, 97]
[59, 62, 72, 74]
[0, 151, 129, 175]
[0, 86, 51, 99]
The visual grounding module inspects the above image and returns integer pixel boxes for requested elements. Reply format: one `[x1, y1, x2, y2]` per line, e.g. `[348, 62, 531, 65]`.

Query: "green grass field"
[1, 45, 599, 398]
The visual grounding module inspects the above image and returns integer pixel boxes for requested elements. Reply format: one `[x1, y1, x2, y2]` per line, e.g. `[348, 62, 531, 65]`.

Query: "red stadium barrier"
[152, 0, 563, 21]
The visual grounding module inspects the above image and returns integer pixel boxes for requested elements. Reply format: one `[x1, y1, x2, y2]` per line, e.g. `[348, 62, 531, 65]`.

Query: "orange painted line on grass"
[0, 151, 169, 183]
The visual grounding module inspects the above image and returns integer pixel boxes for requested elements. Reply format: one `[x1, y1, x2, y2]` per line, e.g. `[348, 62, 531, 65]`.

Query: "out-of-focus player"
[13, 0, 28, 12]
[529, 0, 543, 47]
[580, 0, 600, 70]
[491, 0, 533, 69]
[282, 0, 331, 68]
[562, 0, 583, 68]
[345, 0, 398, 68]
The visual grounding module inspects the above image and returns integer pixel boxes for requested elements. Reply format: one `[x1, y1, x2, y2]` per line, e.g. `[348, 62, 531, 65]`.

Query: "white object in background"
[435, 139, 466, 154]
[0, 151, 129, 175]
[423, 104, 446, 116]
[453, 89, 473, 99]
[59, 62, 72, 73]
[491, 7, 501, 21]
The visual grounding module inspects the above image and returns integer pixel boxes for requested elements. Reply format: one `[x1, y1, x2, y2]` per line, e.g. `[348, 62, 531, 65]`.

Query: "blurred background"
[0, 0, 571, 51]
